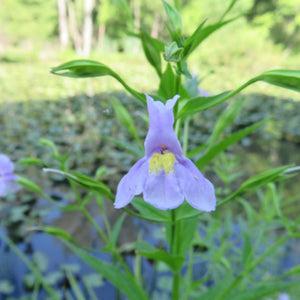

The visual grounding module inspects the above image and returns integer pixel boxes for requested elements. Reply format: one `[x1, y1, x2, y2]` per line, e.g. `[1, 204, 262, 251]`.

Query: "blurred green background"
[0, 0, 299, 101]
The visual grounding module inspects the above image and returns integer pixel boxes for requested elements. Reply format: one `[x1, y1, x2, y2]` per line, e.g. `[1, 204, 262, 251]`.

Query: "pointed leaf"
[43, 168, 113, 199]
[140, 29, 163, 77]
[111, 97, 142, 148]
[135, 241, 184, 272]
[195, 120, 267, 168]
[206, 97, 245, 148]
[131, 197, 171, 223]
[158, 63, 177, 99]
[17, 175, 45, 196]
[255, 69, 300, 92]
[178, 69, 300, 119]
[178, 91, 231, 119]
[183, 17, 239, 58]
[51, 60, 145, 102]
[238, 165, 291, 193]
[162, 0, 182, 36]
[63, 241, 148, 300]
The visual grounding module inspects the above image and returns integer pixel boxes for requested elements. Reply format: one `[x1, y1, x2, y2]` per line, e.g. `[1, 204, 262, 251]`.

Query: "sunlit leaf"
[178, 69, 300, 119]
[51, 60, 145, 103]
[183, 17, 239, 58]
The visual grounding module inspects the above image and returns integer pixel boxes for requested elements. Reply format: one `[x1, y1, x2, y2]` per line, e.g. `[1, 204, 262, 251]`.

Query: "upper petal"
[143, 171, 184, 210]
[144, 94, 183, 156]
[114, 157, 148, 208]
[175, 158, 216, 211]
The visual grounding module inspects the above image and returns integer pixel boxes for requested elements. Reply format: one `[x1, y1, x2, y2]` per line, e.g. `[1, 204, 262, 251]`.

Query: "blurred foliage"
[0, 0, 299, 54]
[0, 0, 57, 43]
[248, 0, 300, 51]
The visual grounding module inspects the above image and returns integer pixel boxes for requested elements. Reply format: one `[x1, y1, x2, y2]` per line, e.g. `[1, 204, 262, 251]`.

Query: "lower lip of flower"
[149, 152, 176, 175]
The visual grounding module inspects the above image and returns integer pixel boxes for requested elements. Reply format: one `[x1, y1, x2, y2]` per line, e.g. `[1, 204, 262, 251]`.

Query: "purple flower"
[114, 95, 216, 211]
[0, 154, 21, 197]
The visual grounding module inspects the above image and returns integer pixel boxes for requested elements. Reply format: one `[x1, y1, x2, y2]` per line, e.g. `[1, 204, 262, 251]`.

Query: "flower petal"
[0, 177, 21, 197]
[114, 157, 148, 208]
[175, 158, 216, 211]
[143, 172, 184, 210]
[144, 95, 183, 157]
[0, 154, 15, 176]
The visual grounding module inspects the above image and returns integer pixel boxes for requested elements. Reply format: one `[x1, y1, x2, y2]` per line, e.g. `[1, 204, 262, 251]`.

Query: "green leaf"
[39, 138, 59, 157]
[218, 165, 292, 208]
[162, 0, 182, 36]
[223, 282, 299, 300]
[43, 226, 79, 244]
[219, 0, 239, 22]
[63, 240, 149, 300]
[17, 175, 45, 196]
[65, 270, 85, 300]
[135, 241, 184, 272]
[206, 97, 245, 149]
[17, 157, 45, 166]
[51, 60, 145, 103]
[178, 69, 300, 119]
[183, 17, 239, 58]
[111, 97, 143, 148]
[255, 69, 300, 92]
[196, 275, 234, 300]
[242, 233, 253, 267]
[175, 217, 199, 257]
[164, 41, 183, 63]
[140, 29, 163, 77]
[158, 63, 177, 99]
[178, 91, 231, 119]
[131, 197, 171, 223]
[110, 213, 127, 246]
[100, 135, 143, 157]
[238, 165, 291, 193]
[195, 120, 267, 168]
[43, 168, 114, 199]
[175, 202, 202, 221]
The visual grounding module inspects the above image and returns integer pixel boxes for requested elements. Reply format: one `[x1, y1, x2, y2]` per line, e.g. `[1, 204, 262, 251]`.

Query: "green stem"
[81, 208, 133, 278]
[172, 272, 180, 300]
[183, 116, 190, 156]
[170, 209, 180, 300]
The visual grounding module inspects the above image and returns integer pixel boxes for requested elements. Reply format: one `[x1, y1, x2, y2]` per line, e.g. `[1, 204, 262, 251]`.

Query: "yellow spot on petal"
[149, 152, 175, 174]
[162, 153, 175, 174]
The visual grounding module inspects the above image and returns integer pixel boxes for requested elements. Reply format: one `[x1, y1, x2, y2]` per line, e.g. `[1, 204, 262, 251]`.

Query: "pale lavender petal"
[175, 158, 216, 211]
[114, 157, 148, 208]
[0, 154, 15, 176]
[0, 176, 21, 197]
[144, 94, 183, 157]
[143, 172, 184, 210]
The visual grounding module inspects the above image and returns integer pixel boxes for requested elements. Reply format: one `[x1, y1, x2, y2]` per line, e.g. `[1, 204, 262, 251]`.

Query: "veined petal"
[114, 157, 148, 208]
[175, 158, 216, 211]
[143, 172, 184, 210]
[144, 94, 183, 156]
